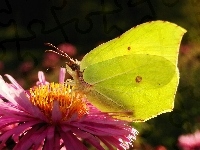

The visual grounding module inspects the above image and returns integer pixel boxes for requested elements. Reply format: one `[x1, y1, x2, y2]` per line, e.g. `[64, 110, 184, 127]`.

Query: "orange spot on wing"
[135, 76, 142, 83]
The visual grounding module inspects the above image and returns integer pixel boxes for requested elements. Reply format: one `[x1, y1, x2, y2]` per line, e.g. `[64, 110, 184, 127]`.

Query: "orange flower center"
[29, 83, 88, 121]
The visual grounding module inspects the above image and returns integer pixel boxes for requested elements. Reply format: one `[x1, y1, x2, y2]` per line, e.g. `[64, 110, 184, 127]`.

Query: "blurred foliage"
[1, 0, 200, 150]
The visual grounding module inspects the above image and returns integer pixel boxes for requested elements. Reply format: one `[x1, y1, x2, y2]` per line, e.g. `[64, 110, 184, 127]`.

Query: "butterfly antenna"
[44, 43, 76, 64]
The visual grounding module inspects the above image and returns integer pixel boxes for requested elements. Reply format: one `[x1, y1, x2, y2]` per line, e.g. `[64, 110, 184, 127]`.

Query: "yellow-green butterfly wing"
[78, 21, 186, 121]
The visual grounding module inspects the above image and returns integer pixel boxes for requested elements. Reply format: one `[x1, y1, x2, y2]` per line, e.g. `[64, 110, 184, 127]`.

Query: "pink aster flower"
[0, 68, 138, 150]
[178, 130, 200, 150]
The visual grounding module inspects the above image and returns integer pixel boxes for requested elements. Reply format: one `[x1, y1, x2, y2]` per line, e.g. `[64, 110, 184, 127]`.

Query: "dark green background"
[1, 1, 200, 149]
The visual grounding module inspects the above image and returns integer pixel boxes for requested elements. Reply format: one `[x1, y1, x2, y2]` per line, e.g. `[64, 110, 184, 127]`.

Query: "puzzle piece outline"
[0, 0, 182, 70]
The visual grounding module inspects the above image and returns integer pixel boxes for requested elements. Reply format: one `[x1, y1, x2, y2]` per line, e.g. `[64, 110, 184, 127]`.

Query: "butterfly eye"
[67, 62, 80, 71]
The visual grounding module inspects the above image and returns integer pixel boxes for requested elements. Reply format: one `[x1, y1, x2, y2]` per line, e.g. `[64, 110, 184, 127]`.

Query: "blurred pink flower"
[155, 145, 167, 150]
[0, 68, 138, 150]
[179, 44, 191, 55]
[178, 130, 200, 150]
[57, 43, 77, 57]
[18, 61, 34, 74]
[42, 52, 60, 68]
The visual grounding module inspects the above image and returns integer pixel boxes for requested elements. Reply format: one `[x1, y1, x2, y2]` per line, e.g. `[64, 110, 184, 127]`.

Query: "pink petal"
[52, 101, 62, 122]
[44, 130, 60, 150]
[16, 92, 48, 121]
[99, 136, 123, 150]
[71, 127, 104, 150]
[59, 68, 66, 83]
[37, 71, 49, 85]
[60, 131, 88, 150]
[0, 120, 41, 147]
[0, 77, 18, 105]
[4, 74, 23, 90]
[13, 125, 48, 150]
[99, 137, 115, 150]
[46, 126, 55, 140]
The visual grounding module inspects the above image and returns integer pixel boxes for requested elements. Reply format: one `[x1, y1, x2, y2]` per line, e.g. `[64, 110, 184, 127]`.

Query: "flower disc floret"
[29, 83, 88, 122]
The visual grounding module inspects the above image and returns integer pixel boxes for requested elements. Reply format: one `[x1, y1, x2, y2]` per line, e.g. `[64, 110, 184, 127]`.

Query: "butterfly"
[46, 20, 186, 122]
